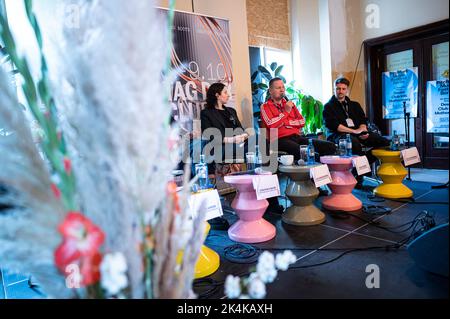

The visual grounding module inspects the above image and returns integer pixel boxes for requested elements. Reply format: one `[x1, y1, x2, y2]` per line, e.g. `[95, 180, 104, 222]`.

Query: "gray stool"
[278, 164, 326, 226]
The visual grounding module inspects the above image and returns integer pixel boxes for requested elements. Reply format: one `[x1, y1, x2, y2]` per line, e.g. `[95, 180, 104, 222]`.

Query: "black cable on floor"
[193, 278, 223, 299]
[223, 243, 259, 264]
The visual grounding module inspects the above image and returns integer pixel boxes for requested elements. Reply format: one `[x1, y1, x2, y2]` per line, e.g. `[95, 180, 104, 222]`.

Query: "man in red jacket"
[260, 77, 336, 161]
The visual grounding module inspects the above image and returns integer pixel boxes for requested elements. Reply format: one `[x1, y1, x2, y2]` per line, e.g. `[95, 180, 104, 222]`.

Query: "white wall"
[158, 0, 253, 128]
[361, 0, 449, 40]
[290, 0, 332, 103]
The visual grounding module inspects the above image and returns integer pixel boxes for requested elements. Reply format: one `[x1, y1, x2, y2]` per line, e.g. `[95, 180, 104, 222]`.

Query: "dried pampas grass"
[0, 68, 72, 298]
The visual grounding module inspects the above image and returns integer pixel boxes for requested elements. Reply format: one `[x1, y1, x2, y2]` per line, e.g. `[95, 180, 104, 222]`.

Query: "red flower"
[63, 157, 72, 175]
[79, 252, 102, 286]
[54, 212, 105, 286]
[58, 212, 104, 255]
[50, 183, 61, 199]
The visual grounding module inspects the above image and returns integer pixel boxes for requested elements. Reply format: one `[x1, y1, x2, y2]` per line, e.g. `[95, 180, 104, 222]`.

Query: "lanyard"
[341, 101, 350, 118]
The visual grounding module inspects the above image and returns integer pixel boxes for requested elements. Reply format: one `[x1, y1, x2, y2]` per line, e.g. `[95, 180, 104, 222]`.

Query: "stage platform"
[194, 178, 449, 299]
[0, 179, 448, 299]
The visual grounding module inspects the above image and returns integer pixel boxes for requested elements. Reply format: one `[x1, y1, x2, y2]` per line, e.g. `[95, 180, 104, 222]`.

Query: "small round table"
[224, 174, 276, 243]
[279, 164, 325, 226]
[320, 156, 362, 212]
[372, 149, 413, 199]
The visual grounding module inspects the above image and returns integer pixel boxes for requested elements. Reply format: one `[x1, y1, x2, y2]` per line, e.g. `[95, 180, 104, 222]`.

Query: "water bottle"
[255, 144, 262, 168]
[306, 138, 315, 164]
[195, 154, 209, 190]
[391, 130, 399, 151]
[345, 134, 352, 157]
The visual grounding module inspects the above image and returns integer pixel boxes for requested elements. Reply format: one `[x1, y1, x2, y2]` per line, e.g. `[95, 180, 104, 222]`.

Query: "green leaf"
[269, 62, 277, 72]
[251, 70, 259, 82]
[258, 83, 268, 90]
[258, 65, 271, 77]
[274, 65, 284, 77]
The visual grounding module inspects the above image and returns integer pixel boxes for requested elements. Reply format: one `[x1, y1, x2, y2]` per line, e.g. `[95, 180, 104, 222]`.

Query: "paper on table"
[252, 174, 280, 200]
[188, 189, 223, 221]
[310, 164, 332, 188]
[401, 147, 421, 166]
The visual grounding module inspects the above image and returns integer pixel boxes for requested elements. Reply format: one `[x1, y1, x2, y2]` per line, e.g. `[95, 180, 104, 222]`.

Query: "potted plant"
[251, 62, 324, 137]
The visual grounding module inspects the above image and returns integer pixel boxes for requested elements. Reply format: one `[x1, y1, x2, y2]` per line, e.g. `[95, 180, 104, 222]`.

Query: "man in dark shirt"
[323, 77, 389, 165]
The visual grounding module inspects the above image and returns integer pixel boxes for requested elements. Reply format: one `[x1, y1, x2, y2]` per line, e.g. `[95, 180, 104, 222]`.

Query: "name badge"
[352, 156, 371, 175]
[310, 164, 332, 187]
[401, 147, 421, 166]
[346, 118, 355, 127]
[188, 189, 223, 221]
[252, 175, 280, 200]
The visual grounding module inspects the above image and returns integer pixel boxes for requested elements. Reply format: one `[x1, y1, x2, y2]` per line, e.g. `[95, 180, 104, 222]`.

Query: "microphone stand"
[403, 101, 412, 181]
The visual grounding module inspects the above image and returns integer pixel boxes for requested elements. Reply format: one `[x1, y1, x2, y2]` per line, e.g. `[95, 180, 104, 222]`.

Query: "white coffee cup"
[278, 155, 294, 166]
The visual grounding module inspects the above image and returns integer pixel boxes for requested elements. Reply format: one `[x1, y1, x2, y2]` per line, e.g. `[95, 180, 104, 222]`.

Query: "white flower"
[256, 264, 278, 283]
[248, 277, 266, 299]
[258, 251, 275, 268]
[256, 251, 277, 283]
[224, 275, 241, 299]
[275, 250, 297, 271]
[100, 252, 128, 296]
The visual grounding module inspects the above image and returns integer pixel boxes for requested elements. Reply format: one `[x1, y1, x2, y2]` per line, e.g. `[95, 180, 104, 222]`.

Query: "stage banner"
[426, 80, 449, 133]
[382, 67, 418, 119]
[157, 8, 234, 134]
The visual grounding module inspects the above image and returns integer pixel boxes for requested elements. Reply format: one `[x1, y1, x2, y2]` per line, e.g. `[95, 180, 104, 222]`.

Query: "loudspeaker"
[407, 223, 449, 277]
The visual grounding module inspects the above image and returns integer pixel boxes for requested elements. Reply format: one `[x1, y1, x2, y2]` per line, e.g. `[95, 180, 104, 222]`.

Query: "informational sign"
[401, 147, 421, 166]
[426, 80, 449, 133]
[310, 164, 332, 188]
[352, 156, 371, 176]
[382, 67, 418, 119]
[157, 8, 234, 133]
[188, 189, 223, 221]
[252, 174, 280, 200]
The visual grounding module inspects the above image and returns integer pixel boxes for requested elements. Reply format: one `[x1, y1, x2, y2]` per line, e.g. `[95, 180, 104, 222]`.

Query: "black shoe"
[354, 176, 364, 189]
[208, 217, 230, 230]
[318, 188, 329, 197]
[268, 203, 285, 214]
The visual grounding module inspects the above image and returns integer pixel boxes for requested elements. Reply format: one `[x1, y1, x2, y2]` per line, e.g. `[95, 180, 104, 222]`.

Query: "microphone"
[282, 94, 289, 102]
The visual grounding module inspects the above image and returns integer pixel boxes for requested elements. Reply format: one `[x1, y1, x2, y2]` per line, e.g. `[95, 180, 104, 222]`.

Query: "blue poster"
[382, 67, 418, 119]
[427, 80, 449, 133]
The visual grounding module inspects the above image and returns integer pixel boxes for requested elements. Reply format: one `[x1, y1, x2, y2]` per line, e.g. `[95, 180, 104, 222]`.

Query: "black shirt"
[323, 95, 367, 139]
[200, 106, 244, 139]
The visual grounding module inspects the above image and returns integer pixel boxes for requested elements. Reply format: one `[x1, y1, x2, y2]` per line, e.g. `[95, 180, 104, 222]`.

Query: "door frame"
[364, 19, 449, 169]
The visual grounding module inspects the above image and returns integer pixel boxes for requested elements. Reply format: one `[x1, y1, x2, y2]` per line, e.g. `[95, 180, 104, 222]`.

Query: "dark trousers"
[330, 132, 390, 165]
[278, 134, 337, 161]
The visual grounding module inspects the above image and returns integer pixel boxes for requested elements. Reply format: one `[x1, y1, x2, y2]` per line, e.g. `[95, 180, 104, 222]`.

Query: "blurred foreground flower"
[225, 250, 297, 299]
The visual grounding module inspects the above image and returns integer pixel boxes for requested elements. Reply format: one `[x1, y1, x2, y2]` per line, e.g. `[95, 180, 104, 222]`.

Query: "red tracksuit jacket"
[260, 98, 305, 141]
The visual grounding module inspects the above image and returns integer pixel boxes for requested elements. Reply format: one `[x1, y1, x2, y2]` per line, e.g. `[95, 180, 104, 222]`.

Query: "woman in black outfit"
[201, 82, 249, 163]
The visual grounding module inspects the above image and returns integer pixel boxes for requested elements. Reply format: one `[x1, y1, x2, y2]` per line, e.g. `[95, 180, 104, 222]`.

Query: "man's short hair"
[269, 77, 283, 88]
[334, 77, 350, 87]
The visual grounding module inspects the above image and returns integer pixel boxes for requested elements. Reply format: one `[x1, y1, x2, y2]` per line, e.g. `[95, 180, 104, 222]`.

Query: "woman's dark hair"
[206, 82, 226, 109]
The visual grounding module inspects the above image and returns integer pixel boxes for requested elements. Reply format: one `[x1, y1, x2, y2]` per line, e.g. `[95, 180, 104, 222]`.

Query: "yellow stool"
[372, 148, 413, 199]
[194, 222, 220, 278]
[176, 222, 220, 278]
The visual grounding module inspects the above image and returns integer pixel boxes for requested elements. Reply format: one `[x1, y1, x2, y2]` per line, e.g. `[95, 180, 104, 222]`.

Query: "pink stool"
[320, 156, 362, 212]
[224, 174, 276, 243]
